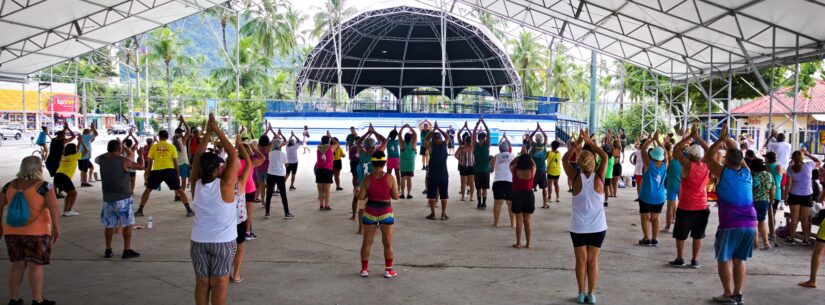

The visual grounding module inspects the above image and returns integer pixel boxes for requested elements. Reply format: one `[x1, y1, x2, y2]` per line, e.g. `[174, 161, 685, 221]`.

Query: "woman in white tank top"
[562, 130, 609, 305]
[490, 136, 515, 227]
[189, 114, 240, 305]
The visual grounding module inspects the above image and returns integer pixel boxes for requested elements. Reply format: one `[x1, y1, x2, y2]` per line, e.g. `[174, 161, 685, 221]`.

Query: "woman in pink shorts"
[386, 127, 402, 187]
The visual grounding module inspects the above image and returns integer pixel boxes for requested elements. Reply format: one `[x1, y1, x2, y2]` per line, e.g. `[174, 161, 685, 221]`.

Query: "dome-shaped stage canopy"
[296, 6, 521, 100]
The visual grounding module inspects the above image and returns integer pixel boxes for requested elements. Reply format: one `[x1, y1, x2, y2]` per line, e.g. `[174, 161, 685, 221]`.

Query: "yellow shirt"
[546, 150, 562, 176]
[148, 140, 178, 170]
[56, 152, 83, 178]
[333, 146, 344, 161]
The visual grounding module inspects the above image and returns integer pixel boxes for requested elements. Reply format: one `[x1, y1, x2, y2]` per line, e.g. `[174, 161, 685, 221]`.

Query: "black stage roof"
[296, 6, 521, 99]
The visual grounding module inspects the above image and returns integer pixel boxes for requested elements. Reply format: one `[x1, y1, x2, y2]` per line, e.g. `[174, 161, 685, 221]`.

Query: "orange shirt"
[3, 180, 53, 236]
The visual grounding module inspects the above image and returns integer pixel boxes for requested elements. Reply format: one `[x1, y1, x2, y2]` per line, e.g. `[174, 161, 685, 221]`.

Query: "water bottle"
[147, 216, 153, 229]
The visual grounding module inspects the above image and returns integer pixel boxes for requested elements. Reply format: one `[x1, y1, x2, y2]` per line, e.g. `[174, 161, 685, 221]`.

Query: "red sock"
[361, 260, 368, 270]
[385, 258, 393, 269]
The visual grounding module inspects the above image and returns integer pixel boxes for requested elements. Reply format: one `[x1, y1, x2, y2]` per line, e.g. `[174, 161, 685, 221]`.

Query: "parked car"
[143, 125, 155, 137]
[0, 127, 22, 140]
[107, 124, 129, 135]
[2, 123, 24, 134]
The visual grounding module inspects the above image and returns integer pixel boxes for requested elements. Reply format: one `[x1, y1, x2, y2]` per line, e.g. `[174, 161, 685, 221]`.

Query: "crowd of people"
[4, 115, 825, 305]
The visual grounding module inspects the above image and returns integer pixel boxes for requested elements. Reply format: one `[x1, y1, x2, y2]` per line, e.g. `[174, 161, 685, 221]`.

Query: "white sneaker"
[64, 210, 80, 217]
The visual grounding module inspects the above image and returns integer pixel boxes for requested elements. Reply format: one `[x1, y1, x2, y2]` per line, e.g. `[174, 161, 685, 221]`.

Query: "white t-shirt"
[286, 145, 299, 163]
[768, 141, 792, 169]
[493, 152, 514, 182]
[268, 150, 287, 176]
[632, 151, 644, 176]
[176, 137, 189, 165]
[191, 178, 237, 243]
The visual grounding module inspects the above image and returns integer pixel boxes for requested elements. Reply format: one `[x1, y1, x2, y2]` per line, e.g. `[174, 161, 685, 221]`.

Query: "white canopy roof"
[0, 0, 223, 81]
[433, 0, 825, 80]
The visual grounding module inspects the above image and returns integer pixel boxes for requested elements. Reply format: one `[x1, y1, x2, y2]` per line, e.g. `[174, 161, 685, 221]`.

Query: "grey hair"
[364, 138, 377, 149]
[17, 156, 43, 180]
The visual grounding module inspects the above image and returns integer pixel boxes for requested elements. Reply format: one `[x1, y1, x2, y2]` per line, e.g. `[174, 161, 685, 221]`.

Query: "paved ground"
[0, 136, 824, 304]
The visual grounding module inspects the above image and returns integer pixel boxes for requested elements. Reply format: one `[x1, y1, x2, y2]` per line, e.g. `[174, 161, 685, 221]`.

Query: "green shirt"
[358, 151, 375, 183]
[420, 130, 430, 146]
[605, 156, 614, 179]
[400, 141, 416, 172]
[387, 139, 400, 158]
[531, 145, 547, 171]
[473, 143, 491, 173]
[752, 171, 774, 202]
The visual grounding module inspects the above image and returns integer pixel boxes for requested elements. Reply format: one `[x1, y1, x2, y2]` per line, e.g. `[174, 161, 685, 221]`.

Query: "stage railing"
[270, 99, 549, 115]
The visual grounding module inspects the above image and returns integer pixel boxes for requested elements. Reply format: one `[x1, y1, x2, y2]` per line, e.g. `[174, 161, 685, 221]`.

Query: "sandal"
[230, 275, 244, 283]
[426, 215, 436, 220]
[441, 215, 449, 220]
[541, 205, 550, 209]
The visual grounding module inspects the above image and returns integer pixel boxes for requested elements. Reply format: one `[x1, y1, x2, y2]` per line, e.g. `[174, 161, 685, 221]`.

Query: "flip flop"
[230, 275, 244, 283]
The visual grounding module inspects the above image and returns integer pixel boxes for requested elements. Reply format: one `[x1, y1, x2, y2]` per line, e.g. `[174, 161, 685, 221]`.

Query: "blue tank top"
[640, 160, 666, 204]
[768, 163, 782, 201]
[666, 159, 683, 187]
[717, 167, 757, 229]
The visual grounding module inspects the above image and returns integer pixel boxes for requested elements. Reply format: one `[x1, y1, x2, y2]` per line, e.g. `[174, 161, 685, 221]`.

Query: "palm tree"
[508, 31, 547, 97]
[310, 0, 357, 40]
[240, 0, 297, 58]
[477, 10, 505, 41]
[147, 27, 192, 130]
[204, 2, 237, 51]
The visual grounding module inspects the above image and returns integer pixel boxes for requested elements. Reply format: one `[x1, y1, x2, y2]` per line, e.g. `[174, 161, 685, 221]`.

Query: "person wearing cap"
[668, 126, 710, 269]
[173, 115, 192, 201]
[529, 123, 550, 209]
[357, 150, 401, 278]
[398, 124, 418, 199]
[353, 124, 387, 234]
[425, 122, 450, 220]
[189, 113, 239, 305]
[137, 128, 194, 217]
[638, 131, 667, 247]
[705, 125, 756, 305]
[473, 117, 492, 209]
[418, 119, 432, 170]
[264, 130, 291, 219]
[563, 129, 608, 304]
[491, 133, 515, 227]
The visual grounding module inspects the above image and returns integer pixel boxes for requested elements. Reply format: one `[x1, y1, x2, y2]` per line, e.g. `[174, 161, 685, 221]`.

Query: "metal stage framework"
[0, 0, 824, 145]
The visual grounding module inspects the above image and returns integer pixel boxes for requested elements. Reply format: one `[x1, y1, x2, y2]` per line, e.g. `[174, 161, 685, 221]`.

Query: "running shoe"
[285, 213, 295, 219]
[576, 293, 586, 304]
[690, 260, 702, 269]
[31, 299, 55, 305]
[245, 233, 257, 240]
[135, 209, 144, 217]
[336, 187, 344, 191]
[734, 294, 744, 305]
[62, 210, 79, 217]
[8, 298, 22, 305]
[174, 195, 180, 202]
[668, 258, 685, 267]
[80, 183, 93, 187]
[712, 295, 738, 305]
[289, 186, 296, 191]
[586, 294, 597, 304]
[121, 249, 140, 259]
[638, 239, 650, 246]
[186, 210, 195, 217]
[384, 269, 398, 278]
[360, 269, 369, 277]
[324, 206, 332, 210]
[649, 239, 659, 247]
[104, 249, 113, 259]
[264, 213, 271, 219]
[406, 195, 413, 199]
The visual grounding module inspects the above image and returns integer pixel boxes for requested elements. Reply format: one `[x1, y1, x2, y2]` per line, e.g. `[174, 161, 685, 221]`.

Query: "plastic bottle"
[147, 216, 153, 229]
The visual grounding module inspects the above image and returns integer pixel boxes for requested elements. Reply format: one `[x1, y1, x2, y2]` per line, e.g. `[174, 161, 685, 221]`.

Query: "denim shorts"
[714, 227, 756, 262]
[100, 197, 135, 228]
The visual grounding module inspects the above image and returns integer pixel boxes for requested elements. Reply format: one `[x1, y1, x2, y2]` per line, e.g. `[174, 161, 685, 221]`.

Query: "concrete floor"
[0, 136, 824, 305]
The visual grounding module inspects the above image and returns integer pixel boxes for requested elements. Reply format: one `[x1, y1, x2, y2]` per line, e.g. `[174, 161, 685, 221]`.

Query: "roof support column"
[22, 82, 27, 132]
[589, 51, 597, 131]
[440, 1, 447, 104]
[792, 35, 800, 148]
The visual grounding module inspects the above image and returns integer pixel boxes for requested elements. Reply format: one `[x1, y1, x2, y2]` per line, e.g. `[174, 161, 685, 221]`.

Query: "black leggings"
[266, 174, 289, 215]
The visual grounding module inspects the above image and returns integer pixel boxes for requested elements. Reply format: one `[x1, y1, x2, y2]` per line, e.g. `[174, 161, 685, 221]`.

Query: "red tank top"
[367, 173, 391, 201]
[513, 171, 534, 191]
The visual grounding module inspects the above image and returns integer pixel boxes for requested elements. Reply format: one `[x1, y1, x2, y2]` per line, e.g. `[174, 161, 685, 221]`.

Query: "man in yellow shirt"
[136, 130, 193, 217]
[546, 140, 562, 203]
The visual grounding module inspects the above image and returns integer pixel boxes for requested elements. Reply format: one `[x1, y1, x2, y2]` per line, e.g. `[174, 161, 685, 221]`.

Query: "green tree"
[204, 3, 237, 51]
[477, 10, 505, 41]
[508, 31, 546, 97]
[310, 0, 357, 40]
[146, 27, 193, 130]
[602, 103, 668, 140]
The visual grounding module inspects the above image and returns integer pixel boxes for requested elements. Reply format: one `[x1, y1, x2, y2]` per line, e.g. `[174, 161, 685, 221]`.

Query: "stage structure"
[296, 5, 523, 110]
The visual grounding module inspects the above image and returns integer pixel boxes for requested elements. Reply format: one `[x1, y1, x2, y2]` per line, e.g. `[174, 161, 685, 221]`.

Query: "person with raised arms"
[425, 122, 450, 220]
[529, 123, 549, 209]
[398, 124, 417, 199]
[314, 131, 338, 210]
[385, 126, 402, 188]
[668, 126, 710, 269]
[264, 130, 292, 219]
[455, 121, 475, 202]
[491, 133, 515, 227]
[285, 131, 301, 191]
[78, 122, 99, 187]
[188, 114, 240, 305]
[638, 131, 667, 247]
[473, 117, 492, 209]
[705, 125, 756, 305]
[563, 129, 608, 304]
[353, 124, 387, 234]
[418, 119, 432, 170]
[255, 123, 276, 203]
